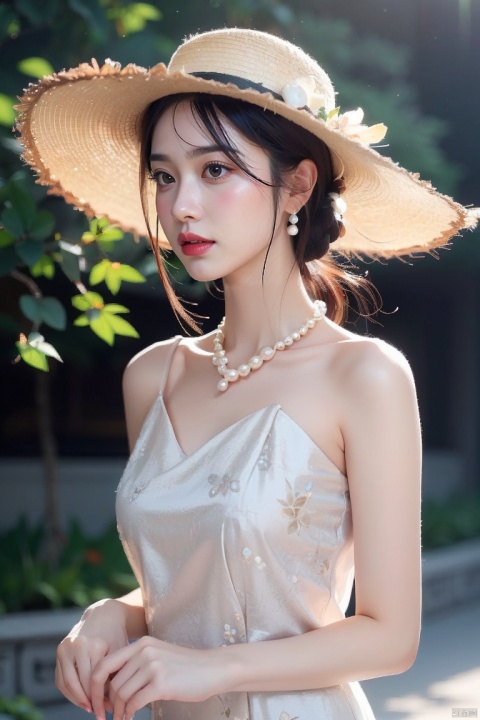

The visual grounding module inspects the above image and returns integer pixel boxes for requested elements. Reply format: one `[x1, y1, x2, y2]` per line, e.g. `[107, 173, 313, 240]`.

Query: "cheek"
[216, 183, 271, 220]
[155, 191, 170, 219]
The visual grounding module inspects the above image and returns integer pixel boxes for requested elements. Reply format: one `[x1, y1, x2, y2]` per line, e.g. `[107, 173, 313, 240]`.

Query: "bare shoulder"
[324, 330, 419, 434]
[124, 336, 181, 387]
[122, 336, 182, 451]
[332, 333, 415, 392]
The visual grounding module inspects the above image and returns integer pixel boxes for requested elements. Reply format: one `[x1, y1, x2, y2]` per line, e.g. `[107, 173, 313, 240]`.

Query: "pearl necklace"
[212, 300, 327, 392]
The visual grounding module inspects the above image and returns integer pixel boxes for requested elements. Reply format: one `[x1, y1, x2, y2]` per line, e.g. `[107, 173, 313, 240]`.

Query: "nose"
[171, 176, 203, 223]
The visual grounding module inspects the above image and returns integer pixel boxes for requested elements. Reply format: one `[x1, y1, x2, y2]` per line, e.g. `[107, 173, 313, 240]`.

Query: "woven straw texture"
[16, 28, 477, 257]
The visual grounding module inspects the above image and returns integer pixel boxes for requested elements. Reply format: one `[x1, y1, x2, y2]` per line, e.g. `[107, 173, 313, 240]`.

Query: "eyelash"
[148, 162, 232, 187]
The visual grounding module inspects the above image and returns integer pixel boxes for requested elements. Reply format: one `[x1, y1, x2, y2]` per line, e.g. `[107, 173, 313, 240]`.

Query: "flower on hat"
[328, 192, 347, 222]
[325, 107, 387, 146]
[281, 76, 326, 115]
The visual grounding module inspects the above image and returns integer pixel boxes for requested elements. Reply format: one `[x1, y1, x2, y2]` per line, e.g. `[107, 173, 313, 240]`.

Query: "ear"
[284, 159, 318, 214]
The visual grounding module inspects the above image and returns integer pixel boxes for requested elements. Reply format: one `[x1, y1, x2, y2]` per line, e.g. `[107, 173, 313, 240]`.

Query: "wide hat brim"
[16, 30, 478, 258]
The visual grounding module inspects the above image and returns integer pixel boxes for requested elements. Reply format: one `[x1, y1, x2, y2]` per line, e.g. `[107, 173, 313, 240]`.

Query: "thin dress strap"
[159, 335, 183, 394]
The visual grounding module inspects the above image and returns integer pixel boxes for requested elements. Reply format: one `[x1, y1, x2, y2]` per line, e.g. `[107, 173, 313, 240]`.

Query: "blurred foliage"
[0, 696, 42, 720]
[0, 517, 137, 614]
[422, 493, 480, 550]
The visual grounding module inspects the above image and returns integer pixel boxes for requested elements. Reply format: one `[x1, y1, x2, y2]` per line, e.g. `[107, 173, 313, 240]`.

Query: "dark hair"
[139, 93, 375, 330]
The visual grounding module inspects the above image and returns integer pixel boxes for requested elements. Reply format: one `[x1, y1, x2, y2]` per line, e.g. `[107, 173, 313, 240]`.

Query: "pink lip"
[177, 232, 215, 256]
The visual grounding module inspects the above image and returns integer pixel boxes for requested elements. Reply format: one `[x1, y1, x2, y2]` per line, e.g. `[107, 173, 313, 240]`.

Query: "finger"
[75, 652, 94, 710]
[110, 668, 148, 720]
[56, 658, 92, 712]
[123, 684, 156, 720]
[91, 646, 134, 720]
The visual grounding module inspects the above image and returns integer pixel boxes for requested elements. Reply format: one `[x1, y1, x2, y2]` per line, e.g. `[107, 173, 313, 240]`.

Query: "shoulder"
[329, 334, 419, 439]
[123, 336, 182, 391]
[333, 334, 415, 392]
[122, 336, 182, 451]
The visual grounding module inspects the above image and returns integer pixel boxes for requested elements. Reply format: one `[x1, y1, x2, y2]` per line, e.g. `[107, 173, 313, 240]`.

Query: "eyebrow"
[150, 144, 239, 162]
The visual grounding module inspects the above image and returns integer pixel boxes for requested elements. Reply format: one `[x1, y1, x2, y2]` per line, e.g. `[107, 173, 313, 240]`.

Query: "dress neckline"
[157, 393, 345, 476]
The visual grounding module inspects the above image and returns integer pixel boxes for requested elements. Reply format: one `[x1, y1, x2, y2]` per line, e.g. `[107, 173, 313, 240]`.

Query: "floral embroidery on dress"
[129, 478, 149, 502]
[242, 547, 266, 569]
[278, 479, 312, 534]
[208, 473, 240, 497]
[258, 433, 272, 471]
[308, 546, 330, 575]
[222, 623, 237, 645]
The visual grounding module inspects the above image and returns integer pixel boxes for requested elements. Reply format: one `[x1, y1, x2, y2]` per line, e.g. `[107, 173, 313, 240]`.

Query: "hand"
[91, 636, 226, 720]
[55, 599, 129, 713]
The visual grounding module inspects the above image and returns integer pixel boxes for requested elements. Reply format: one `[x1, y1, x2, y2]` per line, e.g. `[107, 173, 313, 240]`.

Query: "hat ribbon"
[191, 71, 284, 101]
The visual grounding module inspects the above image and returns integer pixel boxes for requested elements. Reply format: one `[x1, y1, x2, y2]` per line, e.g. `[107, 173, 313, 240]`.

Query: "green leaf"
[19, 295, 41, 323]
[130, 3, 162, 20]
[90, 313, 115, 345]
[0, 229, 15, 248]
[118, 264, 146, 283]
[105, 313, 139, 338]
[86, 308, 102, 321]
[16, 239, 44, 267]
[17, 57, 55, 79]
[28, 332, 63, 361]
[73, 314, 89, 327]
[89, 260, 108, 285]
[110, 3, 161, 35]
[96, 217, 109, 231]
[16, 342, 48, 371]
[103, 303, 130, 314]
[36, 581, 62, 607]
[0, 93, 15, 127]
[98, 227, 123, 242]
[39, 297, 67, 330]
[2, 206, 24, 237]
[72, 291, 104, 311]
[59, 242, 82, 283]
[327, 107, 340, 121]
[81, 231, 96, 244]
[31, 254, 55, 279]
[8, 181, 37, 231]
[104, 265, 122, 295]
[29, 210, 55, 241]
[0, 246, 18, 276]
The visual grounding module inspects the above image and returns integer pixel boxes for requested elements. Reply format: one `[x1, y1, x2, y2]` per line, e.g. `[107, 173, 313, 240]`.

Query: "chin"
[185, 266, 222, 284]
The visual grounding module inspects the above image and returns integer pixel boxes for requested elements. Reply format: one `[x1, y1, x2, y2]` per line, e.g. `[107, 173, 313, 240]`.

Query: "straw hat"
[16, 27, 478, 257]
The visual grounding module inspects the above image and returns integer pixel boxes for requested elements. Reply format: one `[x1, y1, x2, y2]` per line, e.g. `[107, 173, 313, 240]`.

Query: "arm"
[90, 340, 422, 719]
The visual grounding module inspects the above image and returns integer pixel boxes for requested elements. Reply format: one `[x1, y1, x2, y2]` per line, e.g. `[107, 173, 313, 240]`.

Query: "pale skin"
[55, 102, 422, 719]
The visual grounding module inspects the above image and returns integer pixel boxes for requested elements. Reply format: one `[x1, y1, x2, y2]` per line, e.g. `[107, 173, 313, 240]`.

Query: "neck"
[219, 264, 315, 361]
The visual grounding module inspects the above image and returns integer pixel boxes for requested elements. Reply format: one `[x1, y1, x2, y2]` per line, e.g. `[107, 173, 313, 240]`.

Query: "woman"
[17, 27, 477, 720]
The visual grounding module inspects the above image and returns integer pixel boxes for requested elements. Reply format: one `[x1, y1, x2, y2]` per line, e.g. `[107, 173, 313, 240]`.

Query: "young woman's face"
[150, 101, 292, 283]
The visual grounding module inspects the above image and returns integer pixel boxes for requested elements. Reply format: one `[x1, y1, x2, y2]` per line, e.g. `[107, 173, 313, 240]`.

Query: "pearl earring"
[287, 213, 299, 236]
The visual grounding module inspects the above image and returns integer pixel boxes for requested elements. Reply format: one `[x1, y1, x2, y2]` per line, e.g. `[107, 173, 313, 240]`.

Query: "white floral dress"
[116, 337, 375, 720]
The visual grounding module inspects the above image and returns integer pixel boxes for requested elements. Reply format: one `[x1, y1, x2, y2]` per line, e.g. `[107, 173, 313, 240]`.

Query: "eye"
[203, 162, 230, 180]
[150, 170, 175, 187]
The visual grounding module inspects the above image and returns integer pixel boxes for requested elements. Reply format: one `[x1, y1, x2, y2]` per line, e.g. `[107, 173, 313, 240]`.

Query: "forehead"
[150, 99, 265, 163]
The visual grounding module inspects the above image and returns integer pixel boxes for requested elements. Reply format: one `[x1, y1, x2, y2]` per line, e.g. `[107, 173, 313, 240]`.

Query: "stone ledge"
[422, 537, 480, 616]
